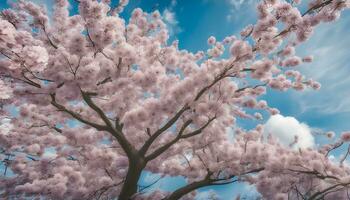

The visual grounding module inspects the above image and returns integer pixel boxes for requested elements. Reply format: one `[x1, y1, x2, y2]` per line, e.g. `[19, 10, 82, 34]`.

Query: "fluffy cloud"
[264, 114, 315, 149]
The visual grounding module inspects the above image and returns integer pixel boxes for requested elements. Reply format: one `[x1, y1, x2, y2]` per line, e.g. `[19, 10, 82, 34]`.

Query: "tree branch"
[145, 117, 216, 161]
[79, 90, 136, 158]
[325, 141, 344, 157]
[181, 117, 216, 139]
[235, 83, 267, 93]
[139, 105, 190, 156]
[144, 119, 193, 161]
[287, 168, 340, 180]
[308, 182, 350, 200]
[80, 90, 114, 130]
[50, 93, 107, 131]
[340, 144, 350, 165]
[273, 0, 334, 39]
[164, 167, 264, 200]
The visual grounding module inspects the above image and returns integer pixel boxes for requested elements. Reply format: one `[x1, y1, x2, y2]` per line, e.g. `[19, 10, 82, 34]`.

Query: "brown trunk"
[118, 157, 145, 200]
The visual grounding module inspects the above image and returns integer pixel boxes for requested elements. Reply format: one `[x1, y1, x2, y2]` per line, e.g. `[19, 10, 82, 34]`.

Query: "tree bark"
[118, 157, 145, 200]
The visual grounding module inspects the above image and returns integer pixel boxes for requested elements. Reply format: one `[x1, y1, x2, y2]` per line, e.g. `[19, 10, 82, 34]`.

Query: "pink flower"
[302, 55, 313, 62]
[281, 56, 302, 67]
[152, 10, 161, 19]
[207, 36, 216, 45]
[230, 40, 252, 59]
[275, 193, 288, 200]
[240, 24, 254, 38]
[2, 0, 350, 199]
[257, 100, 268, 109]
[119, 0, 129, 6]
[243, 99, 257, 108]
[281, 46, 295, 56]
[269, 108, 280, 115]
[341, 131, 350, 142]
[326, 131, 335, 138]
[311, 82, 321, 90]
[254, 112, 263, 120]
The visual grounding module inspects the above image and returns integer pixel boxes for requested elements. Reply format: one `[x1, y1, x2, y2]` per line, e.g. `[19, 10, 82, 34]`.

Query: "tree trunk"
[118, 158, 145, 200]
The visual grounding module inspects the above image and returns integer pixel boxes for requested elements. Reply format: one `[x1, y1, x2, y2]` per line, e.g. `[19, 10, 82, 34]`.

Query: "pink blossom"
[302, 55, 313, 62]
[257, 100, 268, 109]
[230, 40, 252, 59]
[311, 81, 321, 90]
[269, 108, 280, 115]
[240, 24, 254, 38]
[243, 98, 257, 108]
[341, 131, 350, 142]
[281, 56, 302, 67]
[281, 46, 295, 56]
[207, 36, 216, 45]
[254, 112, 263, 120]
[326, 131, 335, 138]
[0, 0, 348, 199]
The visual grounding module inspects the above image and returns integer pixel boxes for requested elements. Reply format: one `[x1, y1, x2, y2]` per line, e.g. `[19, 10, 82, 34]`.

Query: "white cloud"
[264, 114, 315, 149]
[226, 0, 257, 22]
[163, 9, 178, 25]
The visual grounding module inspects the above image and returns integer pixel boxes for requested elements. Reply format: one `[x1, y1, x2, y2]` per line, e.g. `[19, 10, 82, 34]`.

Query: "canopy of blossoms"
[0, 0, 349, 199]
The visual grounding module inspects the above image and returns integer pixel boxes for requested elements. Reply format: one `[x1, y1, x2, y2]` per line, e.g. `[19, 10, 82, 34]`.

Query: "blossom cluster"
[0, 0, 349, 199]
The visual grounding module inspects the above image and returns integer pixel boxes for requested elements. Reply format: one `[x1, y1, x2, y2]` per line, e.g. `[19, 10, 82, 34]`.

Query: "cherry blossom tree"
[0, 0, 350, 199]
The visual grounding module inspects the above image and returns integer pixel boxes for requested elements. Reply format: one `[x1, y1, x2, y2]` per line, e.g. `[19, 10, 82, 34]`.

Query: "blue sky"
[1, 0, 350, 199]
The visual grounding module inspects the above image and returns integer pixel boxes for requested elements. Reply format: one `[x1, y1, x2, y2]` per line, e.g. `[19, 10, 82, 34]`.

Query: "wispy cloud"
[196, 189, 220, 200]
[291, 12, 350, 114]
[228, 0, 247, 10]
[163, 8, 178, 25]
[162, 0, 182, 37]
[226, 0, 258, 22]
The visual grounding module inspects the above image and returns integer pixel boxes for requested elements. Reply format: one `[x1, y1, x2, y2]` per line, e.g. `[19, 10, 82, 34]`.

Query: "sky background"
[1, 0, 350, 199]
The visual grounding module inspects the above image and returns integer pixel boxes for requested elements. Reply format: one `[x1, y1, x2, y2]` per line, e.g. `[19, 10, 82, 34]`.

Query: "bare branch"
[137, 176, 163, 193]
[325, 141, 344, 157]
[309, 182, 350, 200]
[181, 117, 216, 139]
[163, 167, 264, 200]
[145, 117, 216, 161]
[80, 90, 114, 130]
[79, 90, 136, 158]
[50, 93, 107, 131]
[340, 144, 350, 165]
[287, 168, 340, 180]
[144, 119, 193, 161]
[139, 105, 190, 156]
[235, 83, 267, 93]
